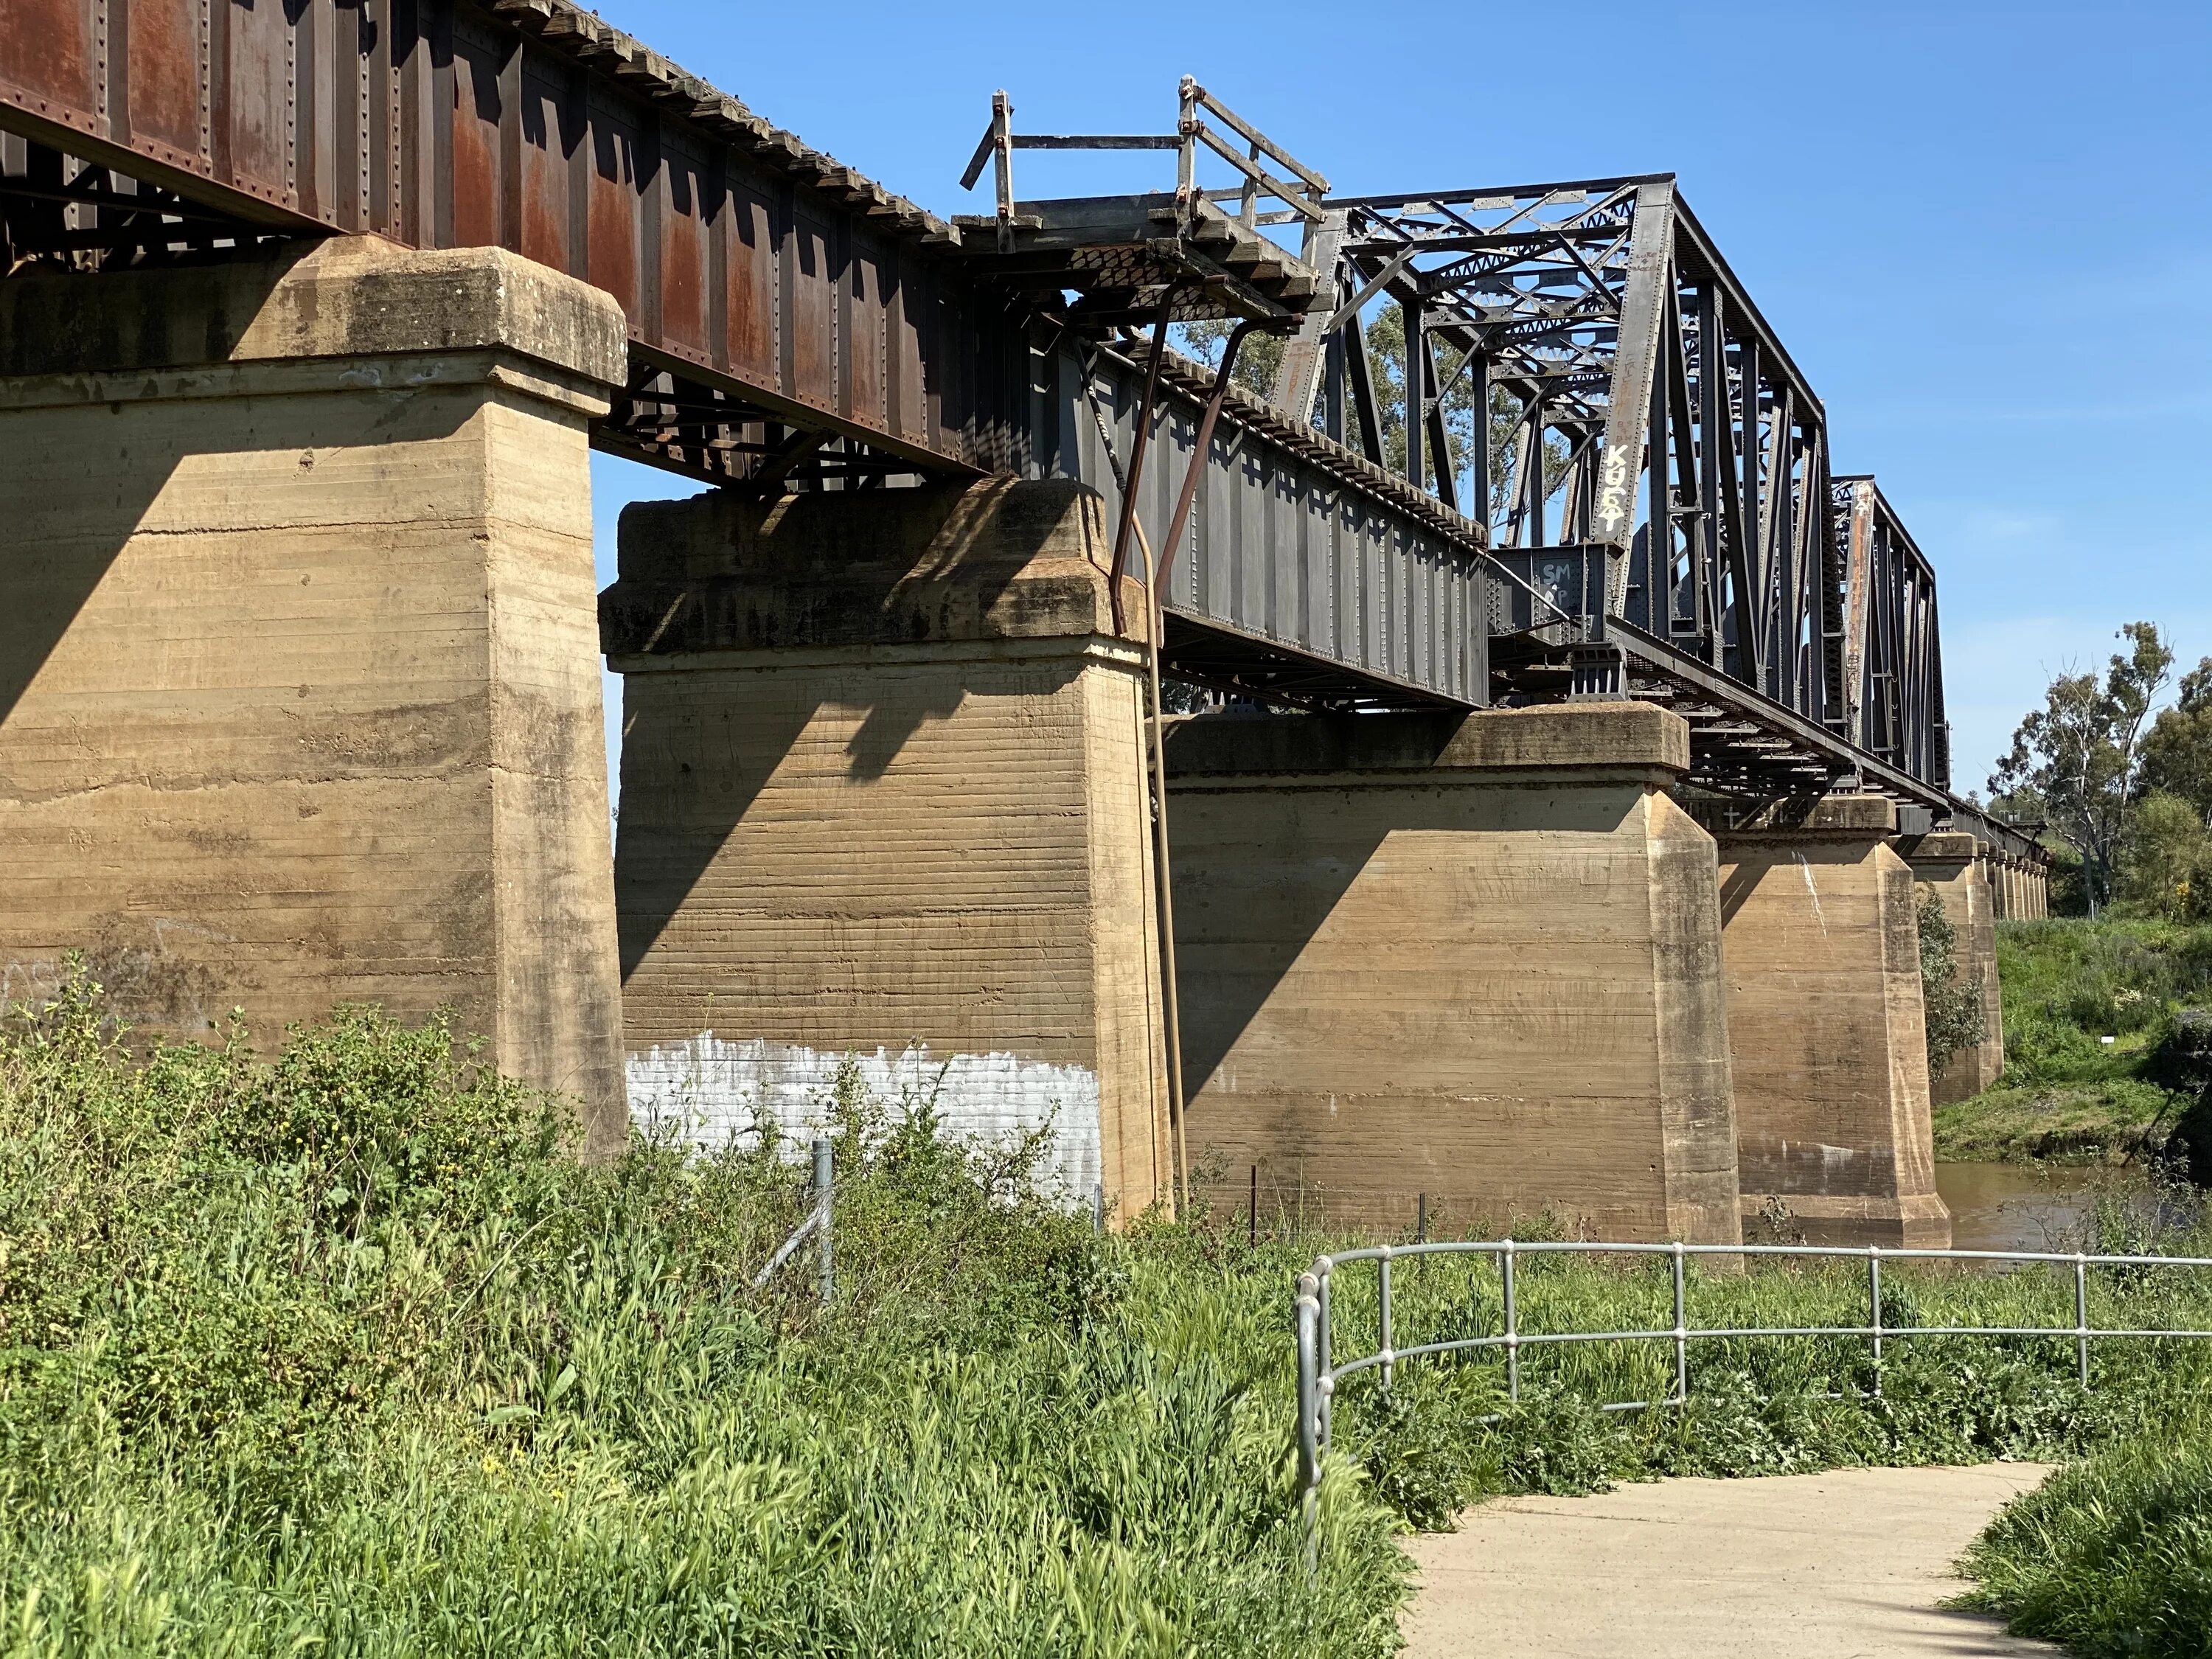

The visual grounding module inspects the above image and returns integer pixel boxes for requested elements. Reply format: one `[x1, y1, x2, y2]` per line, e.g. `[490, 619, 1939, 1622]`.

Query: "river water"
[1934, 1161, 2167, 1254]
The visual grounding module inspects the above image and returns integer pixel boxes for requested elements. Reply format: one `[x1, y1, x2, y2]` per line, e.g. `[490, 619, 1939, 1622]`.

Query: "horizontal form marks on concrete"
[1167, 703, 1740, 1244]
[1402, 1464, 2059, 1658]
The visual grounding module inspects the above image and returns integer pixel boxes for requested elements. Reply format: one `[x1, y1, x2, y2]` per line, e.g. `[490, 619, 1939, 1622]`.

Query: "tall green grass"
[1961, 1427, 2212, 1657]
[0, 975, 1405, 1656]
[10, 970, 2212, 1655]
[1937, 917, 2212, 1163]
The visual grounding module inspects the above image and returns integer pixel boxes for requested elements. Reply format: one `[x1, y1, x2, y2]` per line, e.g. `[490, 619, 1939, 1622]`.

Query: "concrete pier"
[1164, 703, 1742, 1243]
[602, 478, 1172, 1218]
[1714, 798, 1950, 1247]
[0, 237, 630, 1147]
[1902, 831, 2005, 1103]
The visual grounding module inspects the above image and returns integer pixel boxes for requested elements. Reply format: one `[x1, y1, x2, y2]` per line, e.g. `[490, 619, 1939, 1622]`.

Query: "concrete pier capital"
[0, 234, 630, 400]
[1163, 700, 1689, 787]
[1711, 793, 1899, 841]
[1898, 831, 1983, 866]
[602, 476, 1150, 663]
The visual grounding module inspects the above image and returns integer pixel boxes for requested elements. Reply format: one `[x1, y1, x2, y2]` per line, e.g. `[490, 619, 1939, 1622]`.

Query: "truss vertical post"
[1592, 180, 1677, 617]
[1467, 352, 1490, 534]
[1270, 209, 1349, 423]
[1423, 331, 1458, 515]
[1402, 294, 1426, 494]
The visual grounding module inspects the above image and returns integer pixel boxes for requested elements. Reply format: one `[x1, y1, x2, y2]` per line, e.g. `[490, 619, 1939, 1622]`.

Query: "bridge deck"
[0, 0, 2034, 842]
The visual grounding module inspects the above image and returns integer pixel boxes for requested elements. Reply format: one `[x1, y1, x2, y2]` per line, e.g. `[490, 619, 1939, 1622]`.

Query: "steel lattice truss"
[1270, 174, 1947, 797]
[1837, 476, 1947, 786]
[0, 0, 1963, 807]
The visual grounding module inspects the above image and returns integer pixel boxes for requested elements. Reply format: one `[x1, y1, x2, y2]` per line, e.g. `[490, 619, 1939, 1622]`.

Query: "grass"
[1934, 918, 2212, 1164]
[1960, 1427, 2212, 1657]
[10, 968, 2212, 1655]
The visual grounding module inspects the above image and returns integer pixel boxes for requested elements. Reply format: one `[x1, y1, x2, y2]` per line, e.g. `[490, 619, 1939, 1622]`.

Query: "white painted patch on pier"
[625, 1034, 1102, 1201]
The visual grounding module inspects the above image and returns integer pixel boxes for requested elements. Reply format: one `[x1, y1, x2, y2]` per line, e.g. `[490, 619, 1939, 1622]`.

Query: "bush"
[1961, 1429, 2212, 1657]
[0, 968, 1408, 1657]
[14, 967, 2212, 1655]
[1919, 890, 1986, 1077]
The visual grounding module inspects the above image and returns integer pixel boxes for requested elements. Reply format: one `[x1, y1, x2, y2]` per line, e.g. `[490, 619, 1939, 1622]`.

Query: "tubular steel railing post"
[1671, 1241, 1688, 1405]
[1315, 1258, 1334, 1444]
[1288, 1239, 2212, 1483]
[2076, 1254, 2092, 1388]
[1867, 1245, 1882, 1396]
[1295, 1271, 1321, 1581]
[813, 1136, 834, 1309]
[1379, 1246, 1395, 1394]
[1502, 1240, 1520, 1405]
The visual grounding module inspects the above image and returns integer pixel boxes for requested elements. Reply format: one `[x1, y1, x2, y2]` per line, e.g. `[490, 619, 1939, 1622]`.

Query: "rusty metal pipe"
[1106, 285, 1185, 637]
[1148, 316, 1262, 1212]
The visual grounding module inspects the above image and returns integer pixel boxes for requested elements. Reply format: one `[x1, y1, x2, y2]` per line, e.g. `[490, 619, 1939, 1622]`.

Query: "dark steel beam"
[0, 0, 1027, 476]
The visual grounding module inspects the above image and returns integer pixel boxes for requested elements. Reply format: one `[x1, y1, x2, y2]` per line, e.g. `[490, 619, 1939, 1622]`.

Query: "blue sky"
[588, 0, 2211, 798]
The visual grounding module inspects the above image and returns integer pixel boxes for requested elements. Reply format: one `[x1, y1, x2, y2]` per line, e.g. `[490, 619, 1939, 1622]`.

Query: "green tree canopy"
[2142, 656, 2212, 829]
[1988, 622, 2174, 914]
[1177, 307, 1566, 532]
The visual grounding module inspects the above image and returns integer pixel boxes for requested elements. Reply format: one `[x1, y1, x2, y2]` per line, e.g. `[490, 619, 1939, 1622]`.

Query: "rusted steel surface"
[1834, 476, 1947, 789]
[1036, 337, 1489, 709]
[0, 0, 1029, 473]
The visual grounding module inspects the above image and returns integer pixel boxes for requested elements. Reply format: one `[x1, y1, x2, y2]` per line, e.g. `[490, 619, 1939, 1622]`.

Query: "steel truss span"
[0, 10, 1975, 818]
[1273, 175, 1951, 804]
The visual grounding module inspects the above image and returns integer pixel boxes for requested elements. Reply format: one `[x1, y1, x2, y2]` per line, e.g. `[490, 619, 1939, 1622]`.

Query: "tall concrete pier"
[1165, 703, 1742, 1243]
[0, 237, 629, 1148]
[1714, 798, 1950, 1247]
[1902, 830, 2006, 1103]
[602, 479, 1173, 1217]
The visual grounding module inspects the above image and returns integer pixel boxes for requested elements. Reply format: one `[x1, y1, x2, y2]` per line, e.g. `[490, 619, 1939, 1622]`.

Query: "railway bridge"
[0, 0, 2049, 1246]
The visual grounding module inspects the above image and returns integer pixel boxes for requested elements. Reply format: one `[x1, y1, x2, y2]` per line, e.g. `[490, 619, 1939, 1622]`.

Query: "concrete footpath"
[1400, 1464, 2060, 1658]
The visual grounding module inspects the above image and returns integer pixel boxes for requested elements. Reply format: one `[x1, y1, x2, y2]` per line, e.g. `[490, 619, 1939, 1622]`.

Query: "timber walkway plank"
[1401, 1463, 2060, 1658]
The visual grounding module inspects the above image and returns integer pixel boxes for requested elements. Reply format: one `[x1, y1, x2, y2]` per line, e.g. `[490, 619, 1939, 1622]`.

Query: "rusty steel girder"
[0, 0, 1031, 482]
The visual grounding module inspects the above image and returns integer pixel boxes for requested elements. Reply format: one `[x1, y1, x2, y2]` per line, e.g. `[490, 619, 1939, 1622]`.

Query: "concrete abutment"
[601, 477, 1173, 1220]
[1714, 798, 1950, 1248]
[0, 236, 629, 1149]
[1163, 703, 1744, 1244]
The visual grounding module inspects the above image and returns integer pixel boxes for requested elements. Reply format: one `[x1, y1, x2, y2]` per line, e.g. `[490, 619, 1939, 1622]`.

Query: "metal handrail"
[960, 77, 1329, 244]
[1293, 1238, 2212, 1576]
[751, 1136, 835, 1304]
